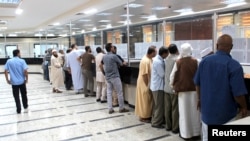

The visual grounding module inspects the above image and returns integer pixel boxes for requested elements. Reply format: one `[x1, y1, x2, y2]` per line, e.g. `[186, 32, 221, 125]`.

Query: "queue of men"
[39, 34, 248, 141]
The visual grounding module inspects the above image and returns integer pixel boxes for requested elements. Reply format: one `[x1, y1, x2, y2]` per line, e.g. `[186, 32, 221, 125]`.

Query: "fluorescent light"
[125, 3, 144, 8]
[59, 34, 68, 37]
[47, 34, 55, 37]
[152, 7, 167, 10]
[53, 22, 60, 26]
[147, 15, 158, 21]
[221, 0, 245, 4]
[15, 8, 23, 15]
[34, 33, 43, 37]
[83, 24, 93, 27]
[79, 19, 91, 22]
[92, 27, 97, 31]
[226, 2, 246, 7]
[174, 8, 194, 15]
[0, 0, 21, 4]
[118, 21, 132, 24]
[81, 30, 85, 33]
[0, 27, 7, 30]
[106, 24, 112, 28]
[121, 14, 134, 17]
[99, 20, 110, 22]
[96, 13, 112, 16]
[0, 34, 3, 37]
[8, 34, 17, 37]
[83, 8, 97, 14]
[72, 32, 75, 35]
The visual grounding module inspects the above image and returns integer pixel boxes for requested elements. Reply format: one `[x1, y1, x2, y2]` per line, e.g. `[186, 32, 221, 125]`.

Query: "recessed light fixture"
[99, 20, 110, 22]
[83, 24, 93, 27]
[47, 34, 55, 37]
[53, 22, 60, 26]
[125, 3, 144, 8]
[92, 27, 97, 31]
[81, 30, 85, 33]
[59, 34, 68, 37]
[147, 15, 158, 21]
[0, 34, 3, 37]
[106, 24, 112, 28]
[152, 7, 167, 10]
[8, 34, 17, 37]
[79, 19, 91, 22]
[121, 14, 134, 17]
[72, 32, 76, 35]
[221, 0, 245, 4]
[174, 8, 194, 15]
[15, 8, 23, 15]
[118, 20, 131, 25]
[34, 33, 43, 37]
[96, 13, 112, 16]
[83, 8, 97, 14]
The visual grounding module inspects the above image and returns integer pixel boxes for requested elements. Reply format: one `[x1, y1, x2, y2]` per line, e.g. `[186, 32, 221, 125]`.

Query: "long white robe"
[67, 49, 84, 91]
[51, 55, 64, 89]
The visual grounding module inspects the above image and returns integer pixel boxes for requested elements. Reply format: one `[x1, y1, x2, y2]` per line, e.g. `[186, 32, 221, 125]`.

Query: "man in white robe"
[51, 49, 64, 93]
[67, 44, 84, 94]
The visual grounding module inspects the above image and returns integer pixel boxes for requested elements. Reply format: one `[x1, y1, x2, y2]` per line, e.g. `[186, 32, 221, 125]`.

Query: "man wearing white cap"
[51, 49, 64, 93]
[200, 47, 213, 59]
[170, 43, 200, 140]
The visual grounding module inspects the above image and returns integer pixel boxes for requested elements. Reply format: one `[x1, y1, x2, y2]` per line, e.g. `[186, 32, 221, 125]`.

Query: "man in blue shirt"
[194, 34, 248, 141]
[4, 49, 29, 114]
[150, 47, 169, 128]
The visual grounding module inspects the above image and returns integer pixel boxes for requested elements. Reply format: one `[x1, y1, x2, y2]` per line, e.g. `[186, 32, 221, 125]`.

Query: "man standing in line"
[80, 46, 95, 97]
[95, 47, 107, 103]
[51, 49, 64, 93]
[63, 48, 73, 90]
[164, 44, 179, 134]
[100, 43, 129, 114]
[112, 46, 125, 107]
[67, 44, 84, 94]
[151, 47, 169, 128]
[135, 46, 157, 123]
[4, 49, 28, 114]
[45, 48, 52, 84]
[194, 34, 248, 141]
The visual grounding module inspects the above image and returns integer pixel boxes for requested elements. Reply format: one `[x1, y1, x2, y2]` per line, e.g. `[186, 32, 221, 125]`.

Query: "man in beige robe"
[51, 49, 64, 93]
[135, 46, 157, 123]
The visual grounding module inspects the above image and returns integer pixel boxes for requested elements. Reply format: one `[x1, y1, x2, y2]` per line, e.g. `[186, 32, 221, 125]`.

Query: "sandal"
[55, 89, 62, 93]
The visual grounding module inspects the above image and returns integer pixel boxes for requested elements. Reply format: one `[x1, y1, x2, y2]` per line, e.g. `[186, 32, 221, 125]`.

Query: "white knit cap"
[52, 49, 57, 53]
[180, 43, 193, 57]
[200, 47, 213, 58]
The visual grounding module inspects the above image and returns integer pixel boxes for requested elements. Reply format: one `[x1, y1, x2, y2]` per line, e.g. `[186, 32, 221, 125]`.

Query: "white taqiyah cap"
[52, 49, 57, 53]
[200, 48, 213, 58]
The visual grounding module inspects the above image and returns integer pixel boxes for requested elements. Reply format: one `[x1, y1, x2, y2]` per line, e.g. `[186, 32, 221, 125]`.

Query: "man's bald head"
[217, 34, 233, 53]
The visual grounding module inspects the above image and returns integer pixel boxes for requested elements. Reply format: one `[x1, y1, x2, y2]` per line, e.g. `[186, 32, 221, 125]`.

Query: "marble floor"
[0, 74, 198, 141]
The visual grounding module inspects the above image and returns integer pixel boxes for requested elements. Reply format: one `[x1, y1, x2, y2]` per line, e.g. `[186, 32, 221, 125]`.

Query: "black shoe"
[172, 130, 179, 134]
[85, 94, 89, 97]
[109, 109, 115, 114]
[96, 99, 101, 102]
[152, 125, 164, 129]
[166, 128, 172, 131]
[101, 100, 107, 103]
[17, 110, 21, 114]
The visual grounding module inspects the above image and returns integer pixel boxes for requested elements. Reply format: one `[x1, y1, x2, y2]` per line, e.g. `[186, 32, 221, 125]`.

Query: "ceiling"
[0, 0, 250, 37]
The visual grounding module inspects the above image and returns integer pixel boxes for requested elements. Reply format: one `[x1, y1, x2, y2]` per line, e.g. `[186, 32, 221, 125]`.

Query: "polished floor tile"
[0, 74, 197, 141]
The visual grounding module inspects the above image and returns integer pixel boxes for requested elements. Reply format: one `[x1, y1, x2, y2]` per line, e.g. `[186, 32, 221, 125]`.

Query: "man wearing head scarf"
[194, 34, 248, 141]
[51, 49, 64, 93]
[170, 43, 200, 140]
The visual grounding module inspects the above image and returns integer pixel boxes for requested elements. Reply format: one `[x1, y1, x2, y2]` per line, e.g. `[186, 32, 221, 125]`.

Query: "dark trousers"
[12, 83, 28, 113]
[152, 90, 165, 126]
[44, 64, 49, 81]
[64, 70, 73, 90]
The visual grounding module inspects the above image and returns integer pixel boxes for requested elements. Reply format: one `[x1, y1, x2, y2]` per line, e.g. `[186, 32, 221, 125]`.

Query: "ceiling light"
[221, 0, 245, 4]
[99, 20, 110, 22]
[0, 34, 3, 36]
[34, 33, 43, 37]
[81, 30, 85, 33]
[125, 3, 144, 8]
[96, 13, 112, 16]
[226, 1, 247, 7]
[174, 8, 194, 15]
[83, 24, 93, 27]
[66, 23, 75, 26]
[8, 34, 17, 37]
[59, 34, 68, 37]
[83, 8, 97, 14]
[147, 15, 158, 21]
[0, 0, 21, 4]
[152, 7, 167, 10]
[15, 8, 23, 15]
[121, 14, 134, 17]
[79, 19, 91, 22]
[106, 24, 112, 28]
[92, 27, 97, 31]
[53, 22, 60, 26]
[47, 34, 55, 37]
[0, 27, 7, 30]
[72, 32, 75, 35]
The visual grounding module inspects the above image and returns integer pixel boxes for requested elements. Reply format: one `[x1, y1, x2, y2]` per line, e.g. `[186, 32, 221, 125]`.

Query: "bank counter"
[0, 58, 43, 73]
